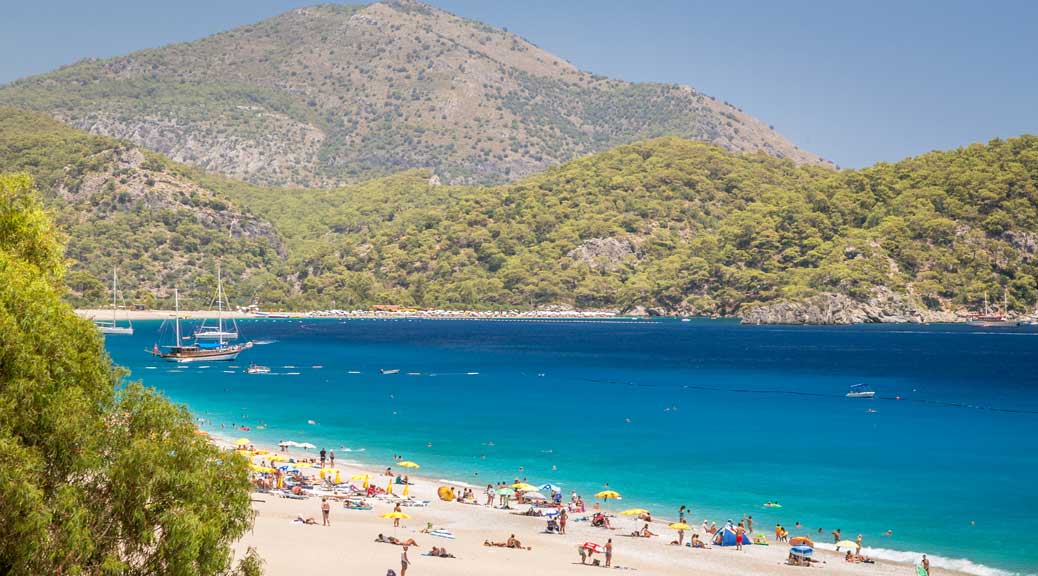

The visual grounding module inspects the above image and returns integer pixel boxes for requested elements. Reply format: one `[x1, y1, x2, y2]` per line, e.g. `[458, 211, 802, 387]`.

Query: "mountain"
[0, 0, 828, 187]
[0, 108, 286, 308]
[3, 107, 1035, 320]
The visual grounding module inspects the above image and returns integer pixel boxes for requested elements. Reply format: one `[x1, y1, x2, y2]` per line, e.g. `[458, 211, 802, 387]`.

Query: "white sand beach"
[227, 441, 959, 576]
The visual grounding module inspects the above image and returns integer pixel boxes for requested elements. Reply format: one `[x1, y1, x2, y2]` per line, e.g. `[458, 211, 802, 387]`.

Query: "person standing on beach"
[747, 515, 753, 534]
[319, 448, 326, 468]
[678, 505, 686, 523]
[329, 450, 335, 467]
[921, 554, 930, 576]
[485, 484, 495, 506]
[393, 503, 402, 527]
[400, 545, 410, 576]
[605, 539, 613, 567]
[832, 528, 841, 544]
[735, 522, 745, 550]
[321, 497, 330, 526]
[559, 509, 568, 534]
[855, 534, 863, 554]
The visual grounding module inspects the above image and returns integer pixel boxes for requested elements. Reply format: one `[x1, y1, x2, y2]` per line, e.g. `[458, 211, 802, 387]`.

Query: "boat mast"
[112, 268, 118, 325]
[174, 287, 182, 344]
[217, 263, 224, 346]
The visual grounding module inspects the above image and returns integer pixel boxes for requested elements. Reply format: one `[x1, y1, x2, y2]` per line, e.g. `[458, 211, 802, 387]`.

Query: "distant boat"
[967, 290, 1021, 327]
[846, 383, 876, 399]
[380, 369, 400, 375]
[150, 266, 252, 363]
[95, 268, 133, 335]
[244, 362, 270, 374]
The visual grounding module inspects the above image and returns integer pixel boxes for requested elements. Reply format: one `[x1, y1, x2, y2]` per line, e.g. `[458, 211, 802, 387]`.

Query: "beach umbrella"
[524, 491, 547, 501]
[398, 461, 420, 469]
[335, 469, 341, 484]
[668, 523, 691, 531]
[789, 537, 814, 547]
[269, 454, 290, 462]
[836, 540, 859, 550]
[582, 542, 605, 553]
[403, 483, 410, 497]
[790, 545, 814, 557]
[249, 464, 275, 473]
[351, 473, 371, 480]
[235, 438, 250, 447]
[510, 482, 537, 491]
[381, 511, 411, 536]
[620, 509, 649, 516]
[387, 480, 394, 495]
[539, 483, 561, 493]
[595, 490, 621, 501]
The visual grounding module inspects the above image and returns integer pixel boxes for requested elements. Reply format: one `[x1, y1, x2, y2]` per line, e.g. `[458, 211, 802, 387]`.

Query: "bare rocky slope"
[0, 0, 830, 187]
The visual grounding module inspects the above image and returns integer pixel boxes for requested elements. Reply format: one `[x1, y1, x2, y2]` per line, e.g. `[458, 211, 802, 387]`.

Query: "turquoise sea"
[103, 319, 1038, 575]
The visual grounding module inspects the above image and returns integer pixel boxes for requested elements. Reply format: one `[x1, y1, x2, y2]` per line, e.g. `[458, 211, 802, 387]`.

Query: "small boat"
[245, 362, 270, 374]
[380, 369, 400, 375]
[194, 327, 239, 340]
[846, 384, 876, 398]
[95, 268, 134, 335]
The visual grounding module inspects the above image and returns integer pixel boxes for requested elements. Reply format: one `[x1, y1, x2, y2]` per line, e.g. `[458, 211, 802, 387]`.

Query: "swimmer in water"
[884, 529, 893, 536]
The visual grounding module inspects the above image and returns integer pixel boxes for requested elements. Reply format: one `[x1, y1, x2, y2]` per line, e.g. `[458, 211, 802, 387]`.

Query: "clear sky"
[2, 0, 1035, 168]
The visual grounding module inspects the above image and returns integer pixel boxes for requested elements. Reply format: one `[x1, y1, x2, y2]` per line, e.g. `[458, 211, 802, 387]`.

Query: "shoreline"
[207, 431, 989, 576]
[75, 308, 1005, 325]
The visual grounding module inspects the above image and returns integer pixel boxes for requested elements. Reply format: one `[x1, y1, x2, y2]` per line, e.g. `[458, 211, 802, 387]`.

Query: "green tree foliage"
[0, 173, 257, 575]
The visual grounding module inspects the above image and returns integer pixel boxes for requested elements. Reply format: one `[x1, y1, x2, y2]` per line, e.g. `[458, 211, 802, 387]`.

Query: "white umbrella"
[524, 491, 548, 501]
[539, 483, 561, 493]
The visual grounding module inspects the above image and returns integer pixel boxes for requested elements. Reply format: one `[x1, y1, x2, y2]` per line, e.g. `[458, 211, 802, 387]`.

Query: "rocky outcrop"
[740, 287, 956, 325]
[567, 237, 635, 271]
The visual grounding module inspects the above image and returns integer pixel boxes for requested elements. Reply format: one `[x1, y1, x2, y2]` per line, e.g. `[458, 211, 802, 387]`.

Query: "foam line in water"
[815, 543, 1021, 576]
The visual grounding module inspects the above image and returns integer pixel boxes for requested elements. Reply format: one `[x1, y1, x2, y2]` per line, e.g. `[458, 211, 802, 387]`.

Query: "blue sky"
[2, 0, 1035, 168]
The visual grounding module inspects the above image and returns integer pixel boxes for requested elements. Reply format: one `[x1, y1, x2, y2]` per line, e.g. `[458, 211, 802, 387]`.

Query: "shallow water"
[104, 318, 1038, 575]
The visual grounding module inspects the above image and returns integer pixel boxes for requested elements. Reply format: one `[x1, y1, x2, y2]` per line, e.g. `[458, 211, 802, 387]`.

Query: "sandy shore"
[77, 308, 277, 320]
[224, 440, 959, 576]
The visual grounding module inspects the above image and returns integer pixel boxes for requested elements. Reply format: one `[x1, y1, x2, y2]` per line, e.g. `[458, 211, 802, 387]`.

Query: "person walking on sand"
[321, 497, 330, 526]
[605, 539, 613, 568]
[559, 509, 568, 534]
[856, 533, 863, 554]
[400, 545, 410, 576]
[921, 554, 930, 576]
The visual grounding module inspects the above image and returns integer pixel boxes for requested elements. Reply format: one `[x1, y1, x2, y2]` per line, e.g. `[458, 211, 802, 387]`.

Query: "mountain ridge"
[0, 1, 830, 187]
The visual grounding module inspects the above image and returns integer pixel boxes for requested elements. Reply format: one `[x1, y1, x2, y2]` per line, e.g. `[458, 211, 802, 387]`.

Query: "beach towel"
[430, 529, 455, 539]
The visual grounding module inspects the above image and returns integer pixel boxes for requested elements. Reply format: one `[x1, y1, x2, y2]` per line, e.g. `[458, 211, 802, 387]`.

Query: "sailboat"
[193, 266, 240, 340]
[967, 290, 1020, 327]
[151, 275, 252, 363]
[95, 268, 134, 335]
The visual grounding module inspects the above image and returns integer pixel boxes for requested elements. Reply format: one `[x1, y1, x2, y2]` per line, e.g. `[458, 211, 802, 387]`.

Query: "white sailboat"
[194, 266, 240, 340]
[95, 268, 134, 335]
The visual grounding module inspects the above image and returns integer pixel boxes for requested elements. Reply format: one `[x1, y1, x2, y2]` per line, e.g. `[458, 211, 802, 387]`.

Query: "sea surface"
[103, 318, 1038, 575]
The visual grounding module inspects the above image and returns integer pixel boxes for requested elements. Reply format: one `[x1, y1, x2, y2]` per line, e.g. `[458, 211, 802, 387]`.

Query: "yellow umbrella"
[294, 462, 313, 468]
[620, 509, 649, 516]
[387, 480, 394, 495]
[595, 490, 622, 500]
[351, 473, 370, 480]
[836, 540, 860, 549]
[269, 454, 290, 462]
[381, 511, 411, 520]
[668, 522, 691, 530]
[398, 461, 420, 469]
[234, 438, 250, 447]
[403, 483, 410, 497]
[510, 482, 537, 491]
[253, 449, 271, 456]
[249, 464, 275, 473]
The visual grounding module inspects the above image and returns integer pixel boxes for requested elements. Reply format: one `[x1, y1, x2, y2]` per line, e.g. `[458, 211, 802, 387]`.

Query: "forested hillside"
[0, 0, 827, 187]
[3, 107, 1036, 317]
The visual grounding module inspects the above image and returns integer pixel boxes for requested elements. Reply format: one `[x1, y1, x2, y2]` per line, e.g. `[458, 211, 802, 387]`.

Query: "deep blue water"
[104, 319, 1038, 575]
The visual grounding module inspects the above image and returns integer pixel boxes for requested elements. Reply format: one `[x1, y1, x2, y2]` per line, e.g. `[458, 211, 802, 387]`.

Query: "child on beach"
[321, 497, 330, 526]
